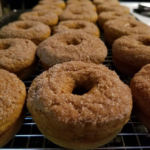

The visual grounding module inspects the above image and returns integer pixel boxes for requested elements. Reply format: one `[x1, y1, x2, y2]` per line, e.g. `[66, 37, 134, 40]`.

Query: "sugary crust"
[0, 20, 51, 45]
[93, 0, 119, 6]
[66, 3, 97, 12]
[27, 61, 132, 149]
[104, 19, 150, 45]
[97, 4, 129, 14]
[0, 38, 37, 73]
[32, 5, 63, 15]
[19, 11, 58, 26]
[130, 64, 150, 129]
[59, 7, 98, 23]
[39, 0, 66, 9]
[98, 11, 135, 29]
[53, 20, 100, 37]
[37, 31, 107, 68]
[0, 69, 26, 136]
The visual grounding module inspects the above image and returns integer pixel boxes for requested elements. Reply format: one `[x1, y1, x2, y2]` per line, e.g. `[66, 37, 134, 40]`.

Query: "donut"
[32, 5, 63, 15]
[0, 69, 26, 147]
[0, 20, 51, 45]
[37, 31, 107, 69]
[66, 0, 92, 5]
[130, 64, 150, 129]
[59, 7, 98, 23]
[113, 35, 150, 77]
[39, 0, 65, 9]
[93, 0, 119, 6]
[27, 61, 132, 150]
[19, 11, 58, 27]
[0, 38, 37, 80]
[53, 20, 100, 37]
[98, 11, 135, 29]
[66, 3, 97, 12]
[97, 4, 129, 14]
[104, 19, 150, 46]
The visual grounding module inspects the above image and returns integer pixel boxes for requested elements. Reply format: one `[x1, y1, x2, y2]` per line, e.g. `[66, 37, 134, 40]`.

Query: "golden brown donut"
[32, 5, 63, 15]
[97, 4, 129, 14]
[113, 35, 150, 77]
[53, 20, 100, 37]
[66, 3, 97, 12]
[0, 20, 51, 45]
[0, 69, 26, 147]
[104, 19, 150, 46]
[59, 7, 98, 23]
[27, 61, 132, 150]
[39, 0, 65, 9]
[130, 64, 150, 129]
[37, 31, 107, 69]
[0, 38, 37, 80]
[93, 0, 119, 6]
[19, 11, 58, 27]
[98, 11, 135, 29]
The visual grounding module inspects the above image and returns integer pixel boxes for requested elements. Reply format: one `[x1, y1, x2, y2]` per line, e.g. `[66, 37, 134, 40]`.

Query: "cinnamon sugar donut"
[0, 38, 37, 80]
[19, 11, 58, 27]
[0, 21, 51, 45]
[27, 61, 132, 150]
[104, 19, 150, 46]
[130, 64, 150, 129]
[113, 35, 150, 77]
[37, 31, 107, 69]
[0, 69, 26, 147]
[39, 0, 65, 9]
[97, 4, 129, 14]
[53, 20, 100, 37]
[32, 5, 63, 15]
[59, 7, 98, 23]
[98, 12, 135, 29]
[93, 0, 119, 6]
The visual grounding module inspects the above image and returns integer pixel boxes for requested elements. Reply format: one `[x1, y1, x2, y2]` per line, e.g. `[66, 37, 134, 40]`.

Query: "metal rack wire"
[1, 10, 150, 150]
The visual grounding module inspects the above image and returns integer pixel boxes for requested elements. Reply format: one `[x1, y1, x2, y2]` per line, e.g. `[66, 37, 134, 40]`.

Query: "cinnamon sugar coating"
[0, 21, 51, 45]
[59, 7, 98, 23]
[37, 31, 107, 69]
[113, 35, 150, 76]
[0, 69, 26, 146]
[27, 61, 132, 149]
[53, 20, 100, 37]
[98, 11, 135, 29]
[19, 11, 58, 26]
[93, 0, 119, 6]
[32, 5, 63, 15]
[104, 19, 150, 46]
[130, 64, 150, 129]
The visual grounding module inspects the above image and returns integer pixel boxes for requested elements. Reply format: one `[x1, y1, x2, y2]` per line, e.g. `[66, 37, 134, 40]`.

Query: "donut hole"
[67, 38, 81, 45]
[72, 77, 95, 95]
[0, 43, 10, 50]
[17, 24, 32, 29]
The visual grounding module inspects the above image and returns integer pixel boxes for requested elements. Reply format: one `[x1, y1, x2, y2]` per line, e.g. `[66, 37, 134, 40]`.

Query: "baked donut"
[0, 38, 37, 80]
[104, 19, 150, 46]
[27, 61, 132, 150]
[66, 3, 97, 12]
[97, 4, 129, 14]
[0, 69, 26, 147]
[113, 35, 150, 77]
[130, 64, 150, 129]
[0, 20, 51, 45]
[59, 7, 98, 23]
[19, 11, 58, 27]
[98, 11, 135, 29]
[93, 0, 119, 6]
[39, 0, 65, 9]
[53, 20, 100, 37]
[32, 5, 63, 15]
[37, 31, 107, 69]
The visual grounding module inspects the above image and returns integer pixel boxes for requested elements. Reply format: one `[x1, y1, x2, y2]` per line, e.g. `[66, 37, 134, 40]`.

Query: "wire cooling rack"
[1, 9, 150, 150]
